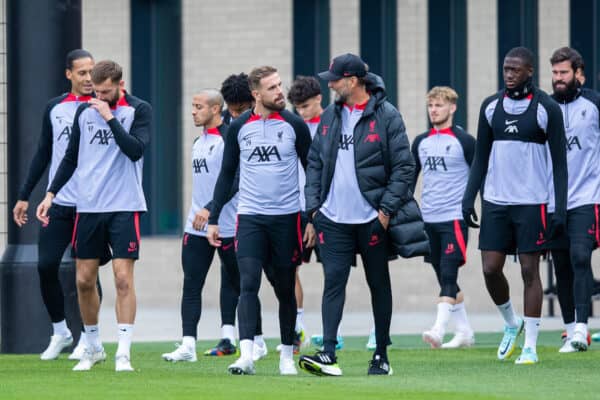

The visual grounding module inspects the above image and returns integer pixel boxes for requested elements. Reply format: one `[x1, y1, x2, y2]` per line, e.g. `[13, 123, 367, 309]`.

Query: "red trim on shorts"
[454, 219, 467, 266]
[71, 213, 80, 248]
[234, 214, 239, 252]
[296, 212, 303, 252]
[595, 204, 600, 246]
[540, 204, 547, 230]
[134, 212, 141, 242]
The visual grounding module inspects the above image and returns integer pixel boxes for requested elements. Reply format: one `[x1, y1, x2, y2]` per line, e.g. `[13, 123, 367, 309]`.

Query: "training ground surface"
[0, 331, 598, 400]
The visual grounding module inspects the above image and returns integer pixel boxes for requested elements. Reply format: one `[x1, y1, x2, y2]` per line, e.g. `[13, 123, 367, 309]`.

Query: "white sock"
[575, 322, 588, 336]
[497, 300, 519, 328]
[116, 323, 134, 357]
[240, 339, 253, 360]
[280, 344, 293, 360]
[52, 320, 71, 337]
[295, 308, 305, 332]
[254, 335, 265, 347]
[452, 302, 473, 334]
[565, 321, 576, 338]
[222, 324, 236, 344]
[433, 302, 453, 335]
[182, 336, 196, 350]
[84, 325, 101, 350]
[338, 325, 344, 338]
[77, 332, 87, 347]
[523, 317, 540, 352]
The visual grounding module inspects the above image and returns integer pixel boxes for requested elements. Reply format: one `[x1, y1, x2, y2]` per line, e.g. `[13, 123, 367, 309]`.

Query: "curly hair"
[220, 73, 254, 104]
[287, 75, 322, 104]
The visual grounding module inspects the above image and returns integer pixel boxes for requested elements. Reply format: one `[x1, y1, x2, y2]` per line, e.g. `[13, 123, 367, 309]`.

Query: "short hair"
[356, 63, 370, 87]
[197, 88, 224, 112]
[505, 46, 535, 68]
[248, 66, 278, 90]
[426, 86, 458, 104]
[550, 46, 585, 72]
[91, 60, 122, 84]
[66, 49, 93, 70]
[220, 73, 254, 104]
[287, 76, 322, 104]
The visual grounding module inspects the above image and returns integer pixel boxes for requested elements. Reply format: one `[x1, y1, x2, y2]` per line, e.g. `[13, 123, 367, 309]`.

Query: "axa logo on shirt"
[57, 126, 71, 141]
[247, 145, 281, 162]
[193, 158, 209, 173]
[88, 124, 114, 145]
[339, 134, 354, 150]
[566, 136, 582, 151]
[424, 156, 447, 171]
[504, 119, 519, 134]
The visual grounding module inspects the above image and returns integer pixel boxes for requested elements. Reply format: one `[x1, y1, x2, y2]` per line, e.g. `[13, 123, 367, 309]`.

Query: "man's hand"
[192, 208, 210, 231]
[207, 224, 222, 247]
[462, 198, 480, 228]
[36, 193, 55, 225]
[303, 222, 316, 248]
[378, 210, 390, 230]
[548, 214, 566, 240]
[88, 98, 114, 122]
[13, 200, 29, 227]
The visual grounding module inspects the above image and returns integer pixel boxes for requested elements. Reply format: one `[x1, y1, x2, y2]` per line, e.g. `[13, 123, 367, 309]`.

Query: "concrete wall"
[181, 0, 293, 220]
[397, 0, 428, 140]
[82, 0, 131, 91]
[538, 0, 570, 93]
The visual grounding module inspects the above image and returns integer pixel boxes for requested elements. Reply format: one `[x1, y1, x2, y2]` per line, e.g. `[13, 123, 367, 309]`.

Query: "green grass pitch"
[0, 331, 598, 400]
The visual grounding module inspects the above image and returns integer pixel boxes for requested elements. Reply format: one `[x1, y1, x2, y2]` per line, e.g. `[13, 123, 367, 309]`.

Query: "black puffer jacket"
[305, 73, 429, 258]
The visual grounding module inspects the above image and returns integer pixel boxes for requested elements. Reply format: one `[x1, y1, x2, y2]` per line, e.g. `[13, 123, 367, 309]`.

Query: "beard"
[334, 92, 348, 104]
[552, 77, 579, 102]
[106, 93, 119, 108]
[263, 98, 286, 112]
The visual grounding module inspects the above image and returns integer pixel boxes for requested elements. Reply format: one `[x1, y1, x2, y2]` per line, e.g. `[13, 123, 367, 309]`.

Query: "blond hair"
[426, 86, 458, 104]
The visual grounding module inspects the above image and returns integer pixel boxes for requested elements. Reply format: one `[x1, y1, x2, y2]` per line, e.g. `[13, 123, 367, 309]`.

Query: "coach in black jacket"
[299, 54, 425, 377]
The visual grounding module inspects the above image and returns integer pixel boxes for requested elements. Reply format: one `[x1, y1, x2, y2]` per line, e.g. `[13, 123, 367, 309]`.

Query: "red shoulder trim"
[428, 127, 455, 137]
[61, 93, 93, 103]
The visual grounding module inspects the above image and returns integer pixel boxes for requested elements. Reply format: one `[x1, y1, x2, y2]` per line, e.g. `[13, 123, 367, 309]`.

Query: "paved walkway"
[94, 237, 600, 342]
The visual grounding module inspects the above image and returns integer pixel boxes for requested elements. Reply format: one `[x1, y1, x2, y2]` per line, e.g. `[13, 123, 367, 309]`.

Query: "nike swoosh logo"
[505, 119, 518, 125]
[536, 239, 546, 245]
[499, 342, 510, 356]
[222, 243, 234, 251]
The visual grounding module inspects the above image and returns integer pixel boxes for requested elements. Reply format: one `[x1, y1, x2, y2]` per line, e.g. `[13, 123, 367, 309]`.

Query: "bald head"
[192, 89, 224, 128]
[197, 89, 224, 111]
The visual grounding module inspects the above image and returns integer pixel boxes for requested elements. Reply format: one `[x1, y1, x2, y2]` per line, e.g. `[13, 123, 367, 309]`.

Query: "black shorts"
[550, 205, 600, 251]
[424, 220, 468, 266]
[313, 210, 387, 268]
[300, 212, 321, 264]
[235, 213, 302, 268]
[479, 201, 549, 254]
[74, 212, 142, 260]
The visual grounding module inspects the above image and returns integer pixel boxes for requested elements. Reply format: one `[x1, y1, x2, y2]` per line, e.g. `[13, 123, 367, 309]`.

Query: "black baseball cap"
[318, 53, 368, 81]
